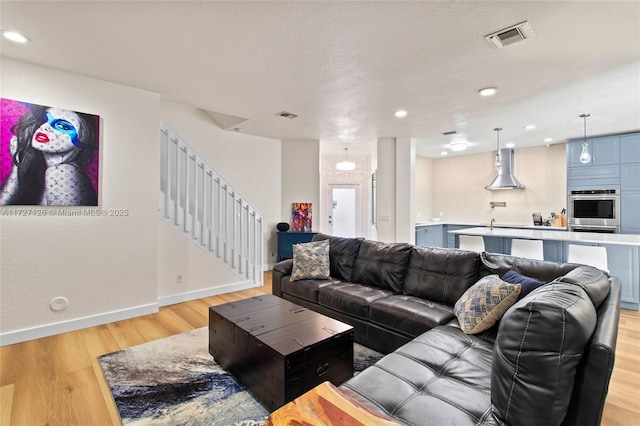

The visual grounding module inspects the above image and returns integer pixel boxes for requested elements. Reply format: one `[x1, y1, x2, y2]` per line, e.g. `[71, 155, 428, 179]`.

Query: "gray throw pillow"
[291, 239, 330, 281]
[454, 275, 521, 334]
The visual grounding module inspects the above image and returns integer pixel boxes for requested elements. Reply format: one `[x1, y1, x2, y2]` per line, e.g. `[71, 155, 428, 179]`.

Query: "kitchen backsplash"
[416, 144, 567, 226]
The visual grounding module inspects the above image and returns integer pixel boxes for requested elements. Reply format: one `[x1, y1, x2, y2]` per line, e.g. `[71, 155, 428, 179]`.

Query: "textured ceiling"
[1, 1, 639, 158]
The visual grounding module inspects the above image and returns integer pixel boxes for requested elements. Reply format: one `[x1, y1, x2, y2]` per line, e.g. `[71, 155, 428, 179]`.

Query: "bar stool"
[567, 244, 609, 273]
[459, 235, 485, 252]
[511, 239, 544, 261]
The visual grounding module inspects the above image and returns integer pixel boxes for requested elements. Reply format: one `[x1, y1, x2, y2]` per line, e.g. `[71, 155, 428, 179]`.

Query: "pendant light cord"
[580, 113, 590, 142]
[494, 127, 502, 169]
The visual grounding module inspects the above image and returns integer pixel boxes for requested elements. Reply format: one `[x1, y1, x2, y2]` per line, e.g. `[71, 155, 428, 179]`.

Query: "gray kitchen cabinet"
[620, 133, 640, 163]
[621, 188, 640, 234]
[483, 236, 505, 254]
[621, 163, 640, 191]
[567, 136, 620, 167]
[620, 135, 640, 234]
[566, 136, 620, 189]
[562, 242, 639, 310]
[426, 225, 444, 247]
[445, 225, 475, 248]
[566, 165, 620, 189]
[415, 226, 427, 246]
[542, 240, 563, 263]
[415, 225, 444, 247]
[604, 243, 640, 310]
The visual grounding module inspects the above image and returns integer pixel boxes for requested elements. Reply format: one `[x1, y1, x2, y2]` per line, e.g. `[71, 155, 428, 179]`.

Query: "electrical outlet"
[176, 273, 183, 284]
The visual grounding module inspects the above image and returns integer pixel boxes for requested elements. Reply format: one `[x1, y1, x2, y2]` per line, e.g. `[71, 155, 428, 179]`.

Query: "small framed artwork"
[291, 202, 312, 232]
[0, 98, 100, 206]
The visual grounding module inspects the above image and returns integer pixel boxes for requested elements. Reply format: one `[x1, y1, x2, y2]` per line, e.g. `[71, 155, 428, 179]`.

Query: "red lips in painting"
[34, 132, 50, 143]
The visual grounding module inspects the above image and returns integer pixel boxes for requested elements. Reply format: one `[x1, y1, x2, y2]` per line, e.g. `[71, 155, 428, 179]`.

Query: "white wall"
[157, 102, 282, 289]
[0, 59, 160, 344]
[0, 60, 284, 345]
[395, 138, 415, 244]
[375, 138, 396, 242]
[426, 144, 567, 225]
[281, 140, 320, 235]
[415, 155, 434, 222]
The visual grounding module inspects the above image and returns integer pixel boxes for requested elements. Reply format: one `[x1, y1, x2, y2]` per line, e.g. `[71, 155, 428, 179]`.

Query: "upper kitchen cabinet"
[567, 136, 620, 189]
[621, 132, 640, 234]
[621, 133, 640, 164]
[567, 136, 620, 167]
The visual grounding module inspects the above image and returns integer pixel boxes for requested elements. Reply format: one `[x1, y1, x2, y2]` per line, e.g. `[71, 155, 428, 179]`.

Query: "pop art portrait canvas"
[291, 202, 312, 232]
[0, 98, 100, 206]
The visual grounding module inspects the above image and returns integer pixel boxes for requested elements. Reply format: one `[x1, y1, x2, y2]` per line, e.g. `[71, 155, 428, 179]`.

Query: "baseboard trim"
[1, 281, 265, 347]
[157, 280, 260, 307]
[0, 303, 159, 347]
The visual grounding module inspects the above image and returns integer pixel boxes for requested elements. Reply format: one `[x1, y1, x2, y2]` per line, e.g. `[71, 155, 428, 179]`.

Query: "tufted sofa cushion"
[351, 240, 413, 293]
[368, 295, 456, 337]
[280, 276, 338, 303]
[342, 325, 499, 425]
[318, 282, 394, 320]
[312, 233, 363, 281]
[403, 246, 480, 305]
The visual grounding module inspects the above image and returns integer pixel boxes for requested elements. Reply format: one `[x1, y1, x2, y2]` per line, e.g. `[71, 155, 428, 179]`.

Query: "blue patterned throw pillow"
[454, 275, 521, 334]
[291, 239, 331, 281]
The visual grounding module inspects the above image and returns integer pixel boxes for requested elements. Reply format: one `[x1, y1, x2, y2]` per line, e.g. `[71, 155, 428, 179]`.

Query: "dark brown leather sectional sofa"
[272, 233, 621, 426]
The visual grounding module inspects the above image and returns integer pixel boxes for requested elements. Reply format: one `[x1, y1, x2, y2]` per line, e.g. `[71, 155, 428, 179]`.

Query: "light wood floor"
[1, 272, 638, 426]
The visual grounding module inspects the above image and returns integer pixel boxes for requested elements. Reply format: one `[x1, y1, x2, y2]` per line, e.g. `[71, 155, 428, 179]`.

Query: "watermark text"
[1, 208, 130, 217]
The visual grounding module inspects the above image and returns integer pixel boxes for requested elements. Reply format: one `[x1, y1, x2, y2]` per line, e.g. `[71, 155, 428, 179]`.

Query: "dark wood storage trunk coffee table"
[208, 294, 354, 411]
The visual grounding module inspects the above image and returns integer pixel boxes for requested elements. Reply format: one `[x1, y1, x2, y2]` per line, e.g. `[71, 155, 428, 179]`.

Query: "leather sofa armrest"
[563, 278, 621, 426]
[272, 259, 293, 297]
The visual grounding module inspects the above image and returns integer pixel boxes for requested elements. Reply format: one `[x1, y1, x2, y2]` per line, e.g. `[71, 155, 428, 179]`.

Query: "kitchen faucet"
[490, 218, 495, 230]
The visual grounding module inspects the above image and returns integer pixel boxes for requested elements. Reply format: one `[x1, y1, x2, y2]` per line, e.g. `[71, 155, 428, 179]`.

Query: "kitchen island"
[448, 226, 640, 310]
[415, 221, 566, 251]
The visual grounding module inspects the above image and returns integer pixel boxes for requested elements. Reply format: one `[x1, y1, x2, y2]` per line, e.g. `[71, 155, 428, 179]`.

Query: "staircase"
[158, 121, 263, 285]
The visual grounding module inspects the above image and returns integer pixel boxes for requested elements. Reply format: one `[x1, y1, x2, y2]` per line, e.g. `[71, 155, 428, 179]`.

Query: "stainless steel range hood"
[485, 148, 525, 190]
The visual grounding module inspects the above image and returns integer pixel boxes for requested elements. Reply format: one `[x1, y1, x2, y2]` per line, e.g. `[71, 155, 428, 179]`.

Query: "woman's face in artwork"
[31, 108, 82, 153]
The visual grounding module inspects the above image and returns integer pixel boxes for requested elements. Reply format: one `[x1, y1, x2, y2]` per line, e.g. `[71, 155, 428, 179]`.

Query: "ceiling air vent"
[442, 130, 457, 136]
[275, 111, 298, 119]
[485, 21, 535, 48]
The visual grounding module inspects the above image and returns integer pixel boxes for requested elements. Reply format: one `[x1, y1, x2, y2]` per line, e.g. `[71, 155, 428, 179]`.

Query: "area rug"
[98, 327, 384, 425]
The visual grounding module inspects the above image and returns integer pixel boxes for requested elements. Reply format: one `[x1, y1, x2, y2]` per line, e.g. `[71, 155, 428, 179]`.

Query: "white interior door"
[329, 186, 357, 237]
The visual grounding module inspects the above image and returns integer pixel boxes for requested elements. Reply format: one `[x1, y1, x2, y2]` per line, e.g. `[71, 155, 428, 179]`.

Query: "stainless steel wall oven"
[567, 189, 620, 233]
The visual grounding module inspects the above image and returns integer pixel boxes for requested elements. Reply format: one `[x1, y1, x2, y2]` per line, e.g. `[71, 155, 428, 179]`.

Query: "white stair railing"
[159, 121, 263, 285]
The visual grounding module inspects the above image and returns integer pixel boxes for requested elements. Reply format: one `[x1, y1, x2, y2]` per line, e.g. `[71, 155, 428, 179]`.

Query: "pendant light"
[494, 127, 503, 169]
[579, 113, 592, 164]
[336, 148, 356, 171]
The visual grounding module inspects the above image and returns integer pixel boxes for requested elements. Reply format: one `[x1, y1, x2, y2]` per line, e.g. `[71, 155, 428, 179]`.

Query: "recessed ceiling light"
[478, 87, 497, 97]
[440, 151, 448, 156]
[394, 110, 408, 118]
[2, 30, 30, 43]
[544, 137, 553, 142]
[505, 142, 515, 148]
[449, 141, 469, 152]
[524, 124, 536, 130]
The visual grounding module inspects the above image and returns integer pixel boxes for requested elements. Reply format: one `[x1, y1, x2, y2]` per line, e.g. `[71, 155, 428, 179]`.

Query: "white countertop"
[448, 226, 640, 246]
[416, 221, 567, 231]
